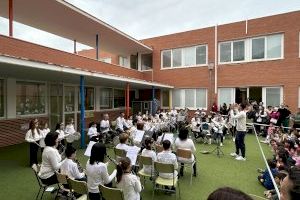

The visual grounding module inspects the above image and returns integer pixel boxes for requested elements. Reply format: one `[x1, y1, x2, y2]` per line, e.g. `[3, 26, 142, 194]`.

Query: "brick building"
[0, 0, 299, 147]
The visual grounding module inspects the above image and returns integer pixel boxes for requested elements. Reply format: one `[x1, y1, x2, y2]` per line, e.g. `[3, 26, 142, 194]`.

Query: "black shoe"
[179, 167, 184, 177]
[193, 173, 197, 177]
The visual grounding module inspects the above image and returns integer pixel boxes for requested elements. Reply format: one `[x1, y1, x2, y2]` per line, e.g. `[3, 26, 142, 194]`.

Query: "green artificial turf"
[0, 134, 272, 200]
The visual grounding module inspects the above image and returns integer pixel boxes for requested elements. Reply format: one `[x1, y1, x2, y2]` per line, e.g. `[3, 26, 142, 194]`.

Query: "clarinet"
[106, 155, 118, 165]
[74, 159, 84, 173]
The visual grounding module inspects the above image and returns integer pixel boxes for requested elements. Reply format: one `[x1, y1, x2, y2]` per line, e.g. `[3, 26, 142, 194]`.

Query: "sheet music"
[84, 141, 97, 157]
[134, 130, 144, 143]
[126, 146, 140, 166]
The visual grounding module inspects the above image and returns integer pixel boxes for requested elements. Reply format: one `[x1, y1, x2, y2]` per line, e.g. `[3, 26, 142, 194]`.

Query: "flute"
[106, 155, 118, 165]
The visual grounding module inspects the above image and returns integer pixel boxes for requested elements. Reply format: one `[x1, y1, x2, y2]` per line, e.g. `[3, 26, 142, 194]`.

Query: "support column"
[96, 34, 99, 60]
[9, 0, 13, 37]
[80, 76, 85, 148]
[126, 83, 130, 118]
[152, 86, 155, 115]
[74, 40, 77, 54]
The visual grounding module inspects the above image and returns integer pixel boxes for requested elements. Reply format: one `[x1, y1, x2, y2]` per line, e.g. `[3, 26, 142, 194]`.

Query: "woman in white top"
[55, 122, 70, 153]
[86, 143, 117, 200]
[60, 145, 85, 181]
[116, 157, 142, 200]
[65, 118, 80, 145]
[38, 132, 63, 185]
[141, 137, 157, 175]
[25, 119, 41, 166]
[87, 122, 99, 142]
[174, 127, 197, 177]
[39, 121, 50, 152]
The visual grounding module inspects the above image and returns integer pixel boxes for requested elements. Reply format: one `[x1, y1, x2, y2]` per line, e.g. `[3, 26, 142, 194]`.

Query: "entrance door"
[49, 84, 63, 130]
[64, 86, 77, 128]
[235, 88, 247, 104]
[249, 87, 262, 103]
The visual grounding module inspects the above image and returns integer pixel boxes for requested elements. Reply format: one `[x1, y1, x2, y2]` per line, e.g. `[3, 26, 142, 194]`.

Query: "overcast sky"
[1, 0, 300, 52]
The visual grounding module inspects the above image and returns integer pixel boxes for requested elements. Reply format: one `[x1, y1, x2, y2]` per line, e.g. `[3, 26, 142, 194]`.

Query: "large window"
[0, 80, 4, 117]
[172, 88, 207, 109]
[141, 54, 153, 70]
[218, 88, 235, 106]
[263, 87, 282, 107]
[64, 86, 75, 112]
[78, 87, 94, 111]
[161, 44, 207, 68]
[130, 55, 138, 70]
[219, 33, 283, 64]
[16, 81, 46, 116]
[119, 56, 129, 67]
[114, 89, 125, 108]
[100, 88, 113, 109]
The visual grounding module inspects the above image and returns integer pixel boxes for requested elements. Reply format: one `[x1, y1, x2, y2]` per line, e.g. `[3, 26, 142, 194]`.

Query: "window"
[233, 41, 245, 61]
[100, 88, 113, 109]
[172, 88, 207, 109]
[172, 49, 182, 67]
[219, 34, 283, 64]
[196, 46, 207, 65]
[78, 87, 94, 111]
[267, 34, 282, 59]
[220, 42, 231, 62]
[0, 80, 4, 117]
[114, 89, 125, 108]
[252, 38, 265, 59]
[16, 81, 46, 115]
[162, 50, 171, 68]
[119, 56, 129, 67]
[162, 90, 170, 107]
[161, 45, 207, 68]
[130, 55, 138, 70]
[100, 57, 112, 64]
[141, 54, 152, 70]
[218, 88, 235, 106]
[183, 47, 196, 66]
[64, 86, 75, 112]
[264, 87, 282, 107]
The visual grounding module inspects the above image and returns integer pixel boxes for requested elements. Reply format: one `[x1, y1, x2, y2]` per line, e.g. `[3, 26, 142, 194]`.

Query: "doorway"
[249, 87, 262, 103]
[235, 88, 247, 104]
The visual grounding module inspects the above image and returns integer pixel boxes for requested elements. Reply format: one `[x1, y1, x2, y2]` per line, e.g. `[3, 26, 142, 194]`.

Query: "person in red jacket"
[212, 102, 218, 113]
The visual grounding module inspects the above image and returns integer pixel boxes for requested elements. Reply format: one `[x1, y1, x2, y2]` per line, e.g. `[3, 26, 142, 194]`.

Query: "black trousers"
[235, 131, 246, 158]
[29, 142, 39, 166]
[41, 174, 58, 185]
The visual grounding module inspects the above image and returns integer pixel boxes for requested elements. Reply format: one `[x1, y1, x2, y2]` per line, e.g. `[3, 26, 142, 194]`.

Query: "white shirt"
[25, 129, 41, 143]
[229, 110, 236, 127]
[100, 120, 110, 133]
[39, 128, 50, 148]
[116, 174, 142, 200]
[231, 110, 247, 132]
[86, 160, 117, 193]
[157, 150, 178, 179]
[39, 146, 63, 179]
[115, 143, 130, 152]
[56, 129, 69, 141]
[116, 116, 127, 131]
[87, 127, 98, 138]
[174, 138, 196, 163]
[191, 117, 201, 132]
[60, 158, 85, 180]
[65, 124, 77, 143]
[141, 149, 157, 175]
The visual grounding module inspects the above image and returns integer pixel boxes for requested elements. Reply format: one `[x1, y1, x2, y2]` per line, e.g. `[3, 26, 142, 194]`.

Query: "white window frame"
[217, 88, 236, 107]
[172, 88, 207, 110]
[161, 44, 208, 70]
[16, 80, 48, 118]
[99, 87, 114, 110]
[218, 33, 284, 65]
[262, 86, 283, 107]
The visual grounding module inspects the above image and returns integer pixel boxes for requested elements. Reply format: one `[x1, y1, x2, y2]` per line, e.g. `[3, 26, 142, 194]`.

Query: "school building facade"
[0, 0, 299, 147]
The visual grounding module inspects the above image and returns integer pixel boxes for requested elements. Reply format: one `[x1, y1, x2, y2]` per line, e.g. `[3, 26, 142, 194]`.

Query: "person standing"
[25, 119, 41, 166]
[230, 103, 247, 161]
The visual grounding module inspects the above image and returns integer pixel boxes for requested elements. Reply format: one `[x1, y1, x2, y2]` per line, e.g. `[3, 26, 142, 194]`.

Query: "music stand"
[210, 132, 224, 158]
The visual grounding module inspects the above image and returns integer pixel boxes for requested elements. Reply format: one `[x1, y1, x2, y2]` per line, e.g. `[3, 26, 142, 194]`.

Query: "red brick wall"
[0, 116, 48, 147]
[142, 11, 300, 112]
[0, 35, 145, 81]
[78, 49, 119, 65]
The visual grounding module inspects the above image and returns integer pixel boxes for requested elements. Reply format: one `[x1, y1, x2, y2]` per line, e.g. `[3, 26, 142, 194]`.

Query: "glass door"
[49, 84, 63, 130]
[64, 86, 77, 128]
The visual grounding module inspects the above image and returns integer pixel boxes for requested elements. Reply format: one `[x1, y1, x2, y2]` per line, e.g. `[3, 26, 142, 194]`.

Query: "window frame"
[171, 88, 207, 110]
[78, 86, 95, 112]
[16, 80, 48, 117]
[0, 78, 6, 119]
[161, 44, 208, 70]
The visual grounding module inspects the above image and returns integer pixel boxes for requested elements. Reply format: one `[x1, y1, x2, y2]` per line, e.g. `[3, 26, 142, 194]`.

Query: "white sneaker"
[232, 138, 235, 142]
[235, 156, 246, 161]
[220, 143, 223, 146]
[230, 152, 237, 157]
